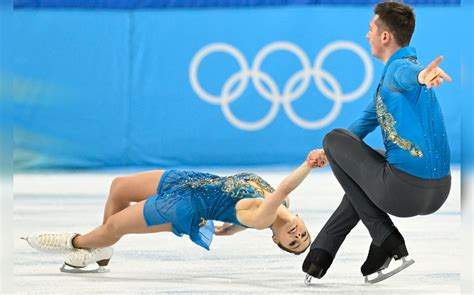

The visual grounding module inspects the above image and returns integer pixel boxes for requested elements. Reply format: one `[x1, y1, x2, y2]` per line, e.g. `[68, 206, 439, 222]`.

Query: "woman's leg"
[103, 170, 165, 224]
[74, 200, 171, 249]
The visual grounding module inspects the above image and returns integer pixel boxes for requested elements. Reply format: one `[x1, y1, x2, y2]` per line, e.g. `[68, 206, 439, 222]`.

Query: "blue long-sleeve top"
[348, 47, 450, 179]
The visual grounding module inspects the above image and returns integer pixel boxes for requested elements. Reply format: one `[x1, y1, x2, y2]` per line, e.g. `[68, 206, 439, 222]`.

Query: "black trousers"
[312, 128, 451, 257]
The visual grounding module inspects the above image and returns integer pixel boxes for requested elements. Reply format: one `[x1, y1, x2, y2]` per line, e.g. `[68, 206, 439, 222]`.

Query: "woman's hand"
[214, 223, 232, 236]
[306, 149, 328, 168]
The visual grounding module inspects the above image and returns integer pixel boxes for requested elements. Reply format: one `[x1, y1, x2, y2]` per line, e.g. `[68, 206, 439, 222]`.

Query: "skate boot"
[22, 233, 78, 253]
[361, 243, 392, 277]
[60, 247, 113, 273]
[362, 229, 415, 284]
[302, 248, 334, 286]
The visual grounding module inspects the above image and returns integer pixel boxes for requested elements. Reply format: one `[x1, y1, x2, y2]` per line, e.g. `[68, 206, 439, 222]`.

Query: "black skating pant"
[312, 128, 451, 257]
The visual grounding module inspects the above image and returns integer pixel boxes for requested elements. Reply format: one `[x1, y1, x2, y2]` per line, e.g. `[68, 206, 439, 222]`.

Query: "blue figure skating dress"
[143, 170, 275, 250]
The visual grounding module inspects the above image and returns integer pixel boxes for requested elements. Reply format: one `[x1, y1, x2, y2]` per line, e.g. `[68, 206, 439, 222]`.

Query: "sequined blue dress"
[143, 170, 275, 250]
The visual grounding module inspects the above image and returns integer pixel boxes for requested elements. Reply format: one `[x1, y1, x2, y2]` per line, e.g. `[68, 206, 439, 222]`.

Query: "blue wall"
[14, 0, 461, 9]
[2, 5, 463, 169]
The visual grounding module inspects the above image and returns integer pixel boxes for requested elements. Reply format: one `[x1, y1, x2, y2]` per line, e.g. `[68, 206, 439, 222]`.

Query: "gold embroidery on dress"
[183, 173, 275, 199]
[198, 217, 207, 227]
[376, 80, 423, 158]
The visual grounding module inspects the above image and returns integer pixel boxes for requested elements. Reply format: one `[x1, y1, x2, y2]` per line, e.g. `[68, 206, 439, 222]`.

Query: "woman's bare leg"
[74, 200, 170, 249]
[103, 170, 165, 224]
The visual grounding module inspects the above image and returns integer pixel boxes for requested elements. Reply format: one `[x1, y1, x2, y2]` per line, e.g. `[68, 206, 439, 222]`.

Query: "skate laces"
[35, 234, 69, 250]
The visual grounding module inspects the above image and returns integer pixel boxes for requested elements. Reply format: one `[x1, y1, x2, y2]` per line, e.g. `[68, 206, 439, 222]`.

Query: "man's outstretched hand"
[418, 56, 452, 89]
[306, 149, 328, 168]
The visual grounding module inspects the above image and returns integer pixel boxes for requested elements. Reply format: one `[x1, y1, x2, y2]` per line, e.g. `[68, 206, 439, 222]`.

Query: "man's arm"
[386, 56, 452, 91]
[347, 99, 379, 140]
[385, 59, 423, 91]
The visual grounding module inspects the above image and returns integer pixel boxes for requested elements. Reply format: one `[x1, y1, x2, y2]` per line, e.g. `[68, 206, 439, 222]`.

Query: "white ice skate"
[60, 247, 113, 274]
[21, 233, 78, 253]
[364, 256, 415, 284]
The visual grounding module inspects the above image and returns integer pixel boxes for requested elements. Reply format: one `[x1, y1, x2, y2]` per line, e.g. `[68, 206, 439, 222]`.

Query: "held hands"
[418, 56, 452, 89]
[306, 149, 328, 168]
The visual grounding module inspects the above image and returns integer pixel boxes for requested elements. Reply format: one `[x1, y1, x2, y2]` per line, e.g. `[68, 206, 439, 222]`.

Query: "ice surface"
[11, 168, 461, 294]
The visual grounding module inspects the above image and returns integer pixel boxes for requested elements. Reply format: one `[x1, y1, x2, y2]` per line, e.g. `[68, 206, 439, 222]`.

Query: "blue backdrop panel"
[129, 8, 376, 167]
[3, 6, 463, 169]
[4, 11, 131, 168]
[13, 0, 460, 9]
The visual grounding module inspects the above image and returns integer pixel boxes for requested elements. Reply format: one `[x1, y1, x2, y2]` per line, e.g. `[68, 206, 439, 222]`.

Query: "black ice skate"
[362, 230, 414, 284]
[302, 248, 334, 286]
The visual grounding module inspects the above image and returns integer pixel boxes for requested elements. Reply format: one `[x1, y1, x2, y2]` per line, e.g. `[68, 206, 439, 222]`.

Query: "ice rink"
[12, 168, 461, 294]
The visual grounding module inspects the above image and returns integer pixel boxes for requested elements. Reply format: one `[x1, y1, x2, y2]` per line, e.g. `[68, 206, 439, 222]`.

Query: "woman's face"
[272, 214, 311, 254]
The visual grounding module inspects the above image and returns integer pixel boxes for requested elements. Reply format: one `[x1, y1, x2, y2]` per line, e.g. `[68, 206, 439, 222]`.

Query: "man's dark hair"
[374, 1, 416, 47]
[276, 234, 312, 255]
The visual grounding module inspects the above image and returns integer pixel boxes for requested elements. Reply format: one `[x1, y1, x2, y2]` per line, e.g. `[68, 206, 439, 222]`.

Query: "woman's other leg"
[74, 200, 171, 249]
[103, 170, 165, 224]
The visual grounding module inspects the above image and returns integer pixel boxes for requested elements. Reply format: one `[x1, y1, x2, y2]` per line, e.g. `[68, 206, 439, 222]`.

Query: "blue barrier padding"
[14, 0, 460, 9]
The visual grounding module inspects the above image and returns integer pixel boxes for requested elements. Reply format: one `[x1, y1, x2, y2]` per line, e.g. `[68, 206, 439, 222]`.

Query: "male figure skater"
[303, 1, 453, 284]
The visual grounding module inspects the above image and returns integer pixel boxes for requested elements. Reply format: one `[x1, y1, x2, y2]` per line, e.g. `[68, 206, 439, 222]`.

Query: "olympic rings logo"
[189, 41, 373, 131]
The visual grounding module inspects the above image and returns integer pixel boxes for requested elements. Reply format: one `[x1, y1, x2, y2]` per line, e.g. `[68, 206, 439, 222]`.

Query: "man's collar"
[384, 46, 417, 70]
[380, 46, 417, 78]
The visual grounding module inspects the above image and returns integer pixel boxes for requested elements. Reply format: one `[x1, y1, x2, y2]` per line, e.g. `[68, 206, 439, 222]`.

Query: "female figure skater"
[23, 150, 327, 272]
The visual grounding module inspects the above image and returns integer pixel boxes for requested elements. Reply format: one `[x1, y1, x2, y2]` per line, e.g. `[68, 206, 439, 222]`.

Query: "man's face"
[366, 15, 384, 59]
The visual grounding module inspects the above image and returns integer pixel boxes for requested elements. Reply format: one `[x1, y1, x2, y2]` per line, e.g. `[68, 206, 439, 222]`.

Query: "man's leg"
[323, 147, 395, 246]
[322, 129, 402, 245]
[303, 128, 404, 279]
[303, 146, 395, 279]
[312, 195, 360, 256]
[318, 129, 415, 278]
[303, 195, 360, 278]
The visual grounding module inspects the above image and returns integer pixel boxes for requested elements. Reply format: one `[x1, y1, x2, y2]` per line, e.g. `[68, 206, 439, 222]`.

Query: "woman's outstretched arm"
[250, 149, 327, 228]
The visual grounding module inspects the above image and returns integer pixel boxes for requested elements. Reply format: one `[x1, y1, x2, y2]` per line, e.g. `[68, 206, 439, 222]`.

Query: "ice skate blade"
[304, 274, 312, 286]
[364, 257, 415, 284]
[20, 236, 31, 244]
[60, 264, 110, 274]
[379, 257, 392, 270]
